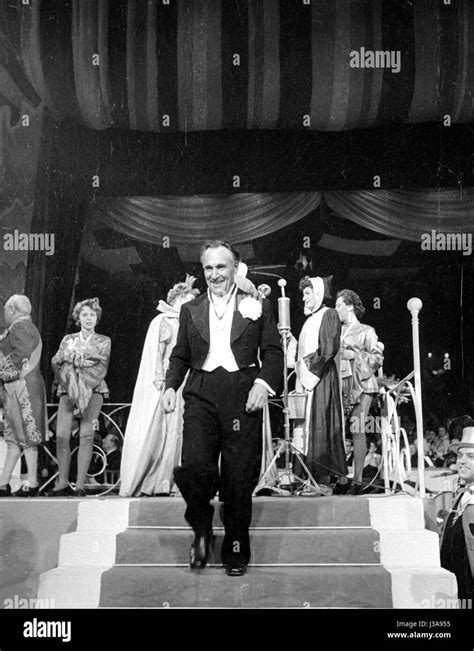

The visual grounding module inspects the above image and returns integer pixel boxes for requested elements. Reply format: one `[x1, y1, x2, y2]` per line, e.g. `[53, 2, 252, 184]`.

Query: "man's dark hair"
[200, 240, 240, 264]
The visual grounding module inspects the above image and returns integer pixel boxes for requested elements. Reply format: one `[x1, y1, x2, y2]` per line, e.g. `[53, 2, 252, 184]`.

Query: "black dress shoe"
[347, 481, 363, 496]
[47, 486, 74, 497]
[0, 484, 11, 497]
[12, 485, 39, 497]
[75, 488, 87, 497]
[189, 531, 214, 569]
[333, 481, 350, 495]
[225, 561, 247, 577]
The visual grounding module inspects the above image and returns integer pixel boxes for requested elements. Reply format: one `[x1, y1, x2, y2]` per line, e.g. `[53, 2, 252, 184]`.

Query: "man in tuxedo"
[163, 241, 282, 576]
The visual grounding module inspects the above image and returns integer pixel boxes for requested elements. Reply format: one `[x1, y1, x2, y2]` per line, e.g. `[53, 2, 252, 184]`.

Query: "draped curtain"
[325, 189, 474, 240]
[93, 193, 323, 244]
[1, 0, 473, 133]
[91, 188, 474, 246]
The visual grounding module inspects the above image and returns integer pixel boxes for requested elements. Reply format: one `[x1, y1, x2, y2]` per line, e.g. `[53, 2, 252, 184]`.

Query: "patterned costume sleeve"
[51, 336, 69, 378]
[0, 322, 36, 381]
[354, 327, 383, 380]
[80, 336, 111, 390]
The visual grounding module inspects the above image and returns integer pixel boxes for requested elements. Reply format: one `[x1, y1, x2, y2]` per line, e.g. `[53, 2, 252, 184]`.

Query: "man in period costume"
[0, 295, 46, 496]
[440, 426, 474, 601]
[163, 240, 283, 576]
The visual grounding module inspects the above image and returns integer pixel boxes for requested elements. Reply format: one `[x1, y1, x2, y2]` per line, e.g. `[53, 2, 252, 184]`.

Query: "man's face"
[456, 446, 474, 484]
[102, 434, 116, 452]
[201, 246, 237, 297]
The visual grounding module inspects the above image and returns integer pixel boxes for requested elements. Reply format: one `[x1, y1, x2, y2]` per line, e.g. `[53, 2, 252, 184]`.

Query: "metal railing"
[40, 402, 131, 496]
[371, 298, 426, 497]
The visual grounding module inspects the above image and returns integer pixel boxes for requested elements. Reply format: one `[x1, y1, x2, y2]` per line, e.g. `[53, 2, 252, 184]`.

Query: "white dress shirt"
[202, 286, 239, 372]
[201, 285, 274, 395]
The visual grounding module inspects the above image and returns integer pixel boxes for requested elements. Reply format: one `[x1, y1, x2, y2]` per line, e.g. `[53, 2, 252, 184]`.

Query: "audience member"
[411, 438, 435, 468]
[102, 433, 122, 482]
[362, 441, 382, 480]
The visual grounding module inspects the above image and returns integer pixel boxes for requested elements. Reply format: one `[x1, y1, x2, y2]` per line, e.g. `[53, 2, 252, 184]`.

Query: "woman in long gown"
[288, 276, 347, 493]
[120, 279, 198, 496]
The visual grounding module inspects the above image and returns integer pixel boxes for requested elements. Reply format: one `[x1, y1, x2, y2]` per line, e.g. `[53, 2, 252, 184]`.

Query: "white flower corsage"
[238, 296, 262, 321]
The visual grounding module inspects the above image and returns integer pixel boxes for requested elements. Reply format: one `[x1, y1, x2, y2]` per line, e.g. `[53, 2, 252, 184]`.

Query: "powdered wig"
[6, 294, 32, 316]
[72, 297, 102, 326]
[167, 282, 200, 306]
[336, 289, 365, 320]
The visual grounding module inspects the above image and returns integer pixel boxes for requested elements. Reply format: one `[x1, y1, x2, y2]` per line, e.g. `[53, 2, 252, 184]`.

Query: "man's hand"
[245, 383, 268, 412]
[162, 388, 176, 413]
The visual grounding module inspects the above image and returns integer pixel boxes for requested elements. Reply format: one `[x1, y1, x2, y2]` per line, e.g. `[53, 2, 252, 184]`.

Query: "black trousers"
[174, 366, 262, 565]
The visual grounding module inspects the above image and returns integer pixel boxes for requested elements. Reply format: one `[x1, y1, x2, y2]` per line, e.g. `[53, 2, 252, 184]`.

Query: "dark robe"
[299, 308, 347, 483]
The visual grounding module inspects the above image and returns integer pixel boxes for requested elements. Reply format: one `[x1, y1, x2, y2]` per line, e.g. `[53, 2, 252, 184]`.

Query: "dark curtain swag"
[92, 189, 474, 246]
[0, 0, 473, 134]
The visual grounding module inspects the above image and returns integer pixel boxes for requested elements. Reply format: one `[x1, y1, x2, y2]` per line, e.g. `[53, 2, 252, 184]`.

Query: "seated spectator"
[363, 441, 382, 480]
[411, 438, 435, 468]
[425, 429, 436, 444]
[344, 438, 354, 472]
[431, 427, 450, 467]
[100, 433, 122, 484]
[444, 438, 460, 471]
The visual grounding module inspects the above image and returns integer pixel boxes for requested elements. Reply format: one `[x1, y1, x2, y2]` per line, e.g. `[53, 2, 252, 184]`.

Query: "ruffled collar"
[156, 300, 179, 316]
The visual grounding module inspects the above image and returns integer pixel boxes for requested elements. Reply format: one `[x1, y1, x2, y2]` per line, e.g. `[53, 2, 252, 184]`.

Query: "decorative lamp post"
[407, 298, 425, 498]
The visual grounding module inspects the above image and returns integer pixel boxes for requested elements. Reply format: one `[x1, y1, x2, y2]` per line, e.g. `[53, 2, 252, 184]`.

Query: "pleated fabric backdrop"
[89, 188, 474, 248]
[1, 0, 472, 132]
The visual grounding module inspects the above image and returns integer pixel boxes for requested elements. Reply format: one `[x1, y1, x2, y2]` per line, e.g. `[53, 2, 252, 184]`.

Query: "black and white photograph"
[0, 0, 473, 649]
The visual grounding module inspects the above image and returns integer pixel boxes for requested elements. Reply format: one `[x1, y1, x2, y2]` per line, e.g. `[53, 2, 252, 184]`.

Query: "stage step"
[37, 495, 459, 608]
[114, 527, 380, 565]
[128, 496, 372, 527]
[98, 565, 392, 608]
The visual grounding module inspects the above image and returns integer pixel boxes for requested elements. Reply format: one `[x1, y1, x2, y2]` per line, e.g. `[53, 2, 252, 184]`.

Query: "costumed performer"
[50, 298, 111, 496]
[0, 295, 46, 496]
[287, 276, 347, 494]
[119, 277, 199, 496]
[335, 289, 384, 495]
